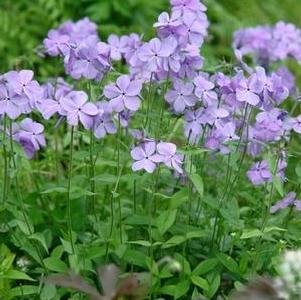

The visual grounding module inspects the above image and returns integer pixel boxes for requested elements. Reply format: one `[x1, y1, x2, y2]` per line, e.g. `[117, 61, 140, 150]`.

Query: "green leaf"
[43, 257, 68, 273]
[186, 231, 206, 239]
[15, 220, 34, 236]
[206, 273, 220, 298]
[169, 188, 188, 209]
[156, 209, 177, 235]
[189, 173, 204, 197]
[241, 228, 263, 239]
[0, 244, 15, 272]
[40, 283, 57, 300]
[273, 176, 284, 197]
[263, 226, 286, 234]
[40, 187, 67, 194]
[216, 253, 239, 274]
[123, 249, 147, 268]
[125, 215, 154, 226]
[192, 258, 219, 276]
[92, 174, 116, 184]
[160, 285, 176, 296]
[191, 275, 209, 290]
[1, 269, 35, 281]
[127, 240, 152, 247]
[162, 235, 186, 248]
[8, 285, 39, 297]
[174, 279, 190, 299]
[29, 233, 49, 254]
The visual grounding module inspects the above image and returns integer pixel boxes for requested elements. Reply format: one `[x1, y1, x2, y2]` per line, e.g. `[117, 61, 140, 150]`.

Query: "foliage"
[1, 0, 301, 300]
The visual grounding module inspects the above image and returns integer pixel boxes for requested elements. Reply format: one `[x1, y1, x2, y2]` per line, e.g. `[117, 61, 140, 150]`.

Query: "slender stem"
[117, 115, 122, 243]
[144, 73, 153, 130]
[88, 82, 97, 221]
[9, 120, 47, 273]
[133, 179, 137, 214]
[148, 172, 157, 300]
[105, 166, 123, 261]
[2, 115, 8, 206]
[253, 149, 281, 273]
[54, 127, 59, 183]
[67, 126, 75, 254]
[89, 129, 97, 220]
[210, 152, 232, 250]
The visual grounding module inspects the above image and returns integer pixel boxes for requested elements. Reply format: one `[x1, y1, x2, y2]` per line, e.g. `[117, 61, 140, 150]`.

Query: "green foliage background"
[1, 0, 301, 299]
[1, 0, 301, 75]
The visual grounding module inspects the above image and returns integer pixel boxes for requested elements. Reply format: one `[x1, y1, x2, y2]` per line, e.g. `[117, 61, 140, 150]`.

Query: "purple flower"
[165, 79, 196, 113]
[15, 118, 46, 158]
[171, 0, 207, 13]
[108, 34, 128, 61]
[253, 109, 284, 142]
[104, 75, 142, 112]
[180, 12, 208, 46]
[43, 29, 70, 56]
[154, 11, 182, 39]
[123, 34, 143, 66]
[6, 70, 42, 106]
[247, 160, 272, 186]
[199, 106, 229, 125]
[93, 102, 117, 139]
[60, 91, 98, 129]
[287, 115, 301, 134]
[67, 37, 107, 80]
[193, 75, 217, 106]
[184, 108, 204, 143]
[154, 142, 183, 174]
[236, 73, 263, 106]
[131, 141, 158, 173]
[215, 121, 239, 143]
[270, 192, 297, 213]
[233, 21, 301, 65]
[138, 37, 177, 72]
[277, 159, 287, 182]
[0, 85, 27, 119]
[38, 79, 72, 119]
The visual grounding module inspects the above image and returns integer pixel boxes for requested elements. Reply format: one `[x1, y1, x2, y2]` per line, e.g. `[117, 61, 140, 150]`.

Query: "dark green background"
[1, 0, 301, 76]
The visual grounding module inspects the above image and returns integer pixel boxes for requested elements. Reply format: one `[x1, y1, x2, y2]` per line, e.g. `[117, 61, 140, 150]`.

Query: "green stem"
[9, 120, 47, 273]
[210, 152, 232, 250]
[2, 115, 8, 206]
[67, 126, 75, 254]
[117, 115, 122, 243]
[89, 129, 97, 220]
[88, 82, 97, 221]
[144, 73, 153, 130]
[105, 166, 123, 261]
[253, 150, 281, 273]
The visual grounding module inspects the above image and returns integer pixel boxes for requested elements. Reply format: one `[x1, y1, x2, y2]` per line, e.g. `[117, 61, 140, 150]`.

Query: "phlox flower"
[165, 79, 196, 113]
[193, 75, 217, 106]
[247, 160, 272, 186]
[104, 75, 143, 112]
[107, 34, 129, 61]
[131, 141, 158, 173]
[270, 192, 300, 213]
[138, 37, 177, 73]
[14, 118, 46, 158]
[154, 142, 183, 174]
[61, 91, 98, 129]
[0, 85, 27, 119]
[93, 102, 117, 139]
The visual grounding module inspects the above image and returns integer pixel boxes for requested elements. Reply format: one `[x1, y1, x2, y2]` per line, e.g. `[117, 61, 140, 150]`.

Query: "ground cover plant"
[1, 0, 301, 299]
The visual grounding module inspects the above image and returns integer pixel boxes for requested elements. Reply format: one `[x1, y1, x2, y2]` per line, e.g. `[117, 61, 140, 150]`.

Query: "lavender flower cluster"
[233, 21, 301, 65]
[1, 0, 301, 215]
[0, 70, 46, 158]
